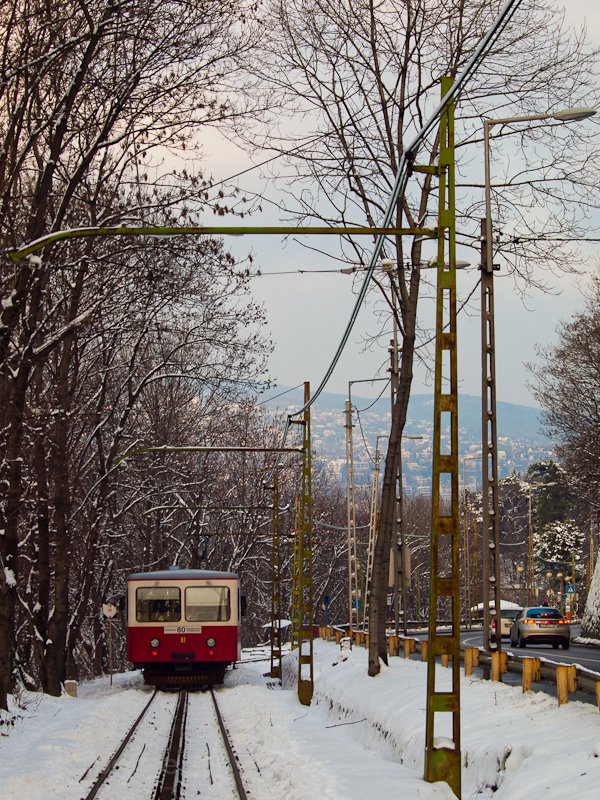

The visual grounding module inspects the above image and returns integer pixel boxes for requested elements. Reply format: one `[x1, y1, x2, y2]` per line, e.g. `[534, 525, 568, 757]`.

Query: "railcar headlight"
[150, 638, 161, 648]
[206, 637, 216, 648]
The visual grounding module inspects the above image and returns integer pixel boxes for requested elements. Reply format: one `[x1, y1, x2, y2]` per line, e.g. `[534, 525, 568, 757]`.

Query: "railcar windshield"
[136, 586, 181, 622]
[185, 586, 231, 622]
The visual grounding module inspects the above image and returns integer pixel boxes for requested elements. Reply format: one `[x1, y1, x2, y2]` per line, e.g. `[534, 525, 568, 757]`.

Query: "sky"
[196, 1, 600, 409]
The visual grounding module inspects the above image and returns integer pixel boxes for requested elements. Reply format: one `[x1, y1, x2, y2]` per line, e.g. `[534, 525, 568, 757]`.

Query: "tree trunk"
[368, 263, 419, 675]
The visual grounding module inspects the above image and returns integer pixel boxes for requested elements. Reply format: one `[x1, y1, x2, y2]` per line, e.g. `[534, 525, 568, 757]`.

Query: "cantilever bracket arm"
[112, 444, 303, 465]
[10, 224, 438, 262]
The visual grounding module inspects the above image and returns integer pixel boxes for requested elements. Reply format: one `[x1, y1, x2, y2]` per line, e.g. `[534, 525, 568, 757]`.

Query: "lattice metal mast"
[270, 471, 282, 679]
[363, 441, 383, 632]
[290, 383, 314, 705]
[345, 400, 360, 633]
[424, 77, 462, 799]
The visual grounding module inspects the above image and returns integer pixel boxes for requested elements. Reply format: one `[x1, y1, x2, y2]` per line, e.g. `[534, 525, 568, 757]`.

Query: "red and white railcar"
[127, 566, 242, 686]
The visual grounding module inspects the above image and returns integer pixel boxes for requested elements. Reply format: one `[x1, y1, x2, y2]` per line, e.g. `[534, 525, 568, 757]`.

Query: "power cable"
[355, 380, 391, 412]
[264, 0, 523, 485]
[416, 277, 482, 350]
[256, 383, 305, 406]
[355, 408, 375, 464]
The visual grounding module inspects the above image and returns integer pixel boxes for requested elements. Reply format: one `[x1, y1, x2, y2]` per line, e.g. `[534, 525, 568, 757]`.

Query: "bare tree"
[240, 0, 600, 674]
[528, 274, 600, 495]
[0, 0, 268, 708]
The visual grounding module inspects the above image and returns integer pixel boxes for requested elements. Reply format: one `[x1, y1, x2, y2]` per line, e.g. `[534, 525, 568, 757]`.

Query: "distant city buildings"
[319, 407, 553, 494]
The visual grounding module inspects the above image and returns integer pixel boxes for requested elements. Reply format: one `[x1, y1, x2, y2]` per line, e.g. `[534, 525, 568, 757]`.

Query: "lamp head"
[552, 107, 596, 122]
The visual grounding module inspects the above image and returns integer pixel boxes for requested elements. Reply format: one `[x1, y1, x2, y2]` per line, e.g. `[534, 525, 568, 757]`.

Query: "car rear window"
[527, 608, 562, 619]
[502, 610, 522, 621]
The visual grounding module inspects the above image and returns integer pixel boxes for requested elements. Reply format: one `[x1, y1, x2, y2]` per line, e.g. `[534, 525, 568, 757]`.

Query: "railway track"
[82, 687, 247, 800]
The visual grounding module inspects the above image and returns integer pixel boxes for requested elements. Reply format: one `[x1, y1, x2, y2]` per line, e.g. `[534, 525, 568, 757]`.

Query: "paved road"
[459, 624, 600, 674]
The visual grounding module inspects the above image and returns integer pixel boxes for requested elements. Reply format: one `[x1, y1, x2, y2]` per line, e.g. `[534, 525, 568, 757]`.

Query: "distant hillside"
[261, 386, 551, 444]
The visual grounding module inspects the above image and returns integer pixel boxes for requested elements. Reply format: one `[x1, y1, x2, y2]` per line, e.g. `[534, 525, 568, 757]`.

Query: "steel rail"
[82, 689, 158, 800]
[210, 688, 248, 800]
[154, 690, 188, 800]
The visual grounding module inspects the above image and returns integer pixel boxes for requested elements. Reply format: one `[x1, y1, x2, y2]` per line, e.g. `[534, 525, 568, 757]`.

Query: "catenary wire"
[264, 0, 523, 485]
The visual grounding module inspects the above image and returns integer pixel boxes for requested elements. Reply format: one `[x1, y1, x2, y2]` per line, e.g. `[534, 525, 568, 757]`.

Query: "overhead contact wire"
[265, 0, 523, 482]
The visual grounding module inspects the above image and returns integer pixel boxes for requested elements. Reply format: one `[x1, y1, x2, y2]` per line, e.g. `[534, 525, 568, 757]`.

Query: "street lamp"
[545, 571, 553, 605]
[527, 481, 557, 604]
[517, 566, 525, 607]
[481, 104, 596, 651]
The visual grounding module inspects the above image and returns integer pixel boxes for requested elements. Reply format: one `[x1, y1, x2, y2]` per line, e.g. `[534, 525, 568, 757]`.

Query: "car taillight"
[151, 650, 159, 657]
[492, 620, 496, 629]
[524, 619, 536, 624]
[558, 620, 568, 624]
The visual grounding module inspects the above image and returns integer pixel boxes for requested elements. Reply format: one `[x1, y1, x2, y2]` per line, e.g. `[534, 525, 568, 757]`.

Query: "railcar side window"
[136, 586, 181, 622]
[185, 586, 231, 622]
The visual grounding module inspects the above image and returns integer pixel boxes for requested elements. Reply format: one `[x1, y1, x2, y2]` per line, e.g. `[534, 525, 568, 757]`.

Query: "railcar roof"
[127, 569, 238, 581]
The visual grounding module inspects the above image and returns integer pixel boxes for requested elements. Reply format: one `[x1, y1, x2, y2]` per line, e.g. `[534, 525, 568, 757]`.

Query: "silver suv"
[509, 606, 570, 650]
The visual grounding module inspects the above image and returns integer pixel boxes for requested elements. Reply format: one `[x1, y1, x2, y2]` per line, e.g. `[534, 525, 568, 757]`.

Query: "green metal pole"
[424, 76, 462, 799]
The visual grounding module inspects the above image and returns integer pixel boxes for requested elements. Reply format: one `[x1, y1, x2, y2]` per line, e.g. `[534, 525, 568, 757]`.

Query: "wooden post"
[522, 658, 534, 692]
[335, 629, 342, 645]
[365, 633, 369, 649]
[465, 648, 473, 676]
[464, 648, 478, 675]
[595, 681, 600, 713]
[532, 657, 540, 682]
[404, 638, 415, 659]
[556, 665, 569, 706]
[109, 618, 113, 687]
[389, 635, 397, 657]
[567, 665, 577, 694]
[500, 652, 508, 674]
[491, 651, 501, 682]
[421, 640, 428, 662]
[356, 631, 363, 647]
[441, 653, 450, 668]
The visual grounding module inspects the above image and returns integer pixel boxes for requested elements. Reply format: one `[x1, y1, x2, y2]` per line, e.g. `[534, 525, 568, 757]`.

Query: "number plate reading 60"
[163, 625, 202, 634]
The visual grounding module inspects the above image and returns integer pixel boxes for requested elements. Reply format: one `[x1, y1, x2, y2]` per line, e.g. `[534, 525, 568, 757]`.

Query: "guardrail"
[317, 626, 600, 710]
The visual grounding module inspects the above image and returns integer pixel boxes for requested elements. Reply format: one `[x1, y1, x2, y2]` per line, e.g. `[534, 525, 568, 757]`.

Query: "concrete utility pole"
[481, 105, 595, 650]
[480, 210, 502, 656]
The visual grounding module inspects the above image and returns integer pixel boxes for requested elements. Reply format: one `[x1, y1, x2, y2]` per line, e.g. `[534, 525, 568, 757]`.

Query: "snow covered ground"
[1, 639, 600, 799]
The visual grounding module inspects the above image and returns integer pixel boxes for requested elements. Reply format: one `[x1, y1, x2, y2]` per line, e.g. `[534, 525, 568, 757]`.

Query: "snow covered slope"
[1, 640, 600, 799]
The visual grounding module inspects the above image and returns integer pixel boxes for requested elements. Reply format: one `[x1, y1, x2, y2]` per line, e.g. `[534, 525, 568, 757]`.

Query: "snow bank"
[309, 641, 600, 799]
[2, 644, 600, 799]
[581, 556, 600, 640]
